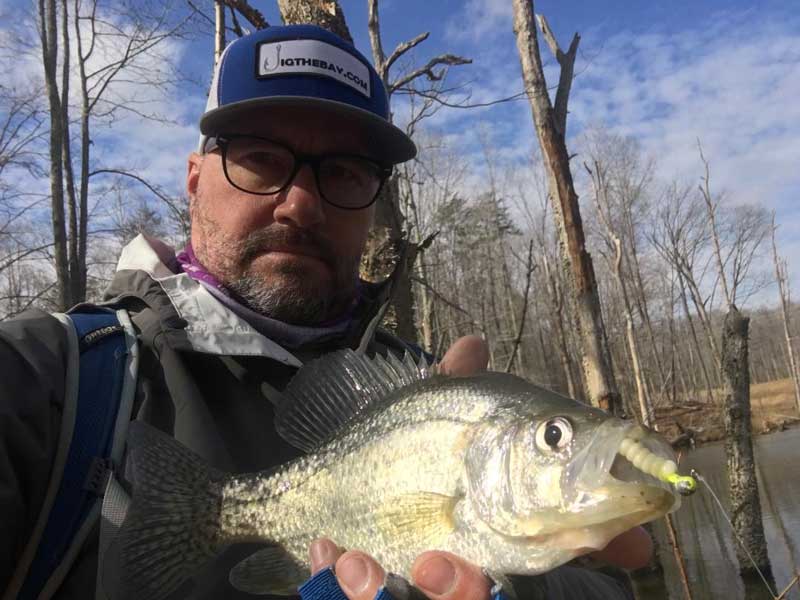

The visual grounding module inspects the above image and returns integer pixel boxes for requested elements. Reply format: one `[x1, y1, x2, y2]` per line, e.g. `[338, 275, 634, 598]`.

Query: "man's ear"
[186, 152, 203, 199]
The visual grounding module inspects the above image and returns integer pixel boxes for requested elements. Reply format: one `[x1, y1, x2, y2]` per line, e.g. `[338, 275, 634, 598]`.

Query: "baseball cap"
[199, 25, 416, 165]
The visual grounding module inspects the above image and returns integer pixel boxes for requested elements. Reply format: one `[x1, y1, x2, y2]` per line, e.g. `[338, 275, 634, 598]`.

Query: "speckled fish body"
[117, 350, 682, 599]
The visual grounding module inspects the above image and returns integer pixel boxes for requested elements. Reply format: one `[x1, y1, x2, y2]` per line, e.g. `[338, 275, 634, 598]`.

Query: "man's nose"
[272, 164, 326, 228]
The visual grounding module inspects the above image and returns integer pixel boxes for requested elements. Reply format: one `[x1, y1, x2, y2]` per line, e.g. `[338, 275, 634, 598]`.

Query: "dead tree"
[511, 0, 621, 413]
[721, 307, 774, 583]
[771, 213, 800, 415]
[700, 147, 774, 583]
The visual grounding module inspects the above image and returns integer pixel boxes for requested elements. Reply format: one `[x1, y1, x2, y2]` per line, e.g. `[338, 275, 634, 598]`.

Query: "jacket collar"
[105, 235, 395, 364]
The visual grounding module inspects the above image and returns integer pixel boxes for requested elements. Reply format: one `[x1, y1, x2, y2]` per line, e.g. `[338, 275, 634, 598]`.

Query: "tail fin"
[115, 422, 224, 600]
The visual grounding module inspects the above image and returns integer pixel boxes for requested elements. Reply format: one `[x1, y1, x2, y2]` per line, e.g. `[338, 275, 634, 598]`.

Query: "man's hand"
[309, 539, 493, 600]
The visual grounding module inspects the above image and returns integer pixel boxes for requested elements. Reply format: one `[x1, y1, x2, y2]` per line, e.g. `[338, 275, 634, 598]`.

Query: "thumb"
[438, 335, 489, 377]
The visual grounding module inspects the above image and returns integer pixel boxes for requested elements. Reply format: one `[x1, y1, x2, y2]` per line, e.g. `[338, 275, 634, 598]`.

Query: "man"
[0, 25, 650, 599]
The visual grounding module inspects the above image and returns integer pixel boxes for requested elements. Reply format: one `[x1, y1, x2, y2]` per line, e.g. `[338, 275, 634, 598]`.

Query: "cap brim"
[200, 96, 417, 165]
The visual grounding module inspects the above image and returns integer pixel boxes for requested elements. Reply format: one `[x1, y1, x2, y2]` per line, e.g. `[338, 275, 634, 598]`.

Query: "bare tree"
[32, 0, 200, 309]
[587, 157, 653, 425]
[770, 213, 800, 414]
[649, 184, 718, 403]
[511, 0, 620, 413]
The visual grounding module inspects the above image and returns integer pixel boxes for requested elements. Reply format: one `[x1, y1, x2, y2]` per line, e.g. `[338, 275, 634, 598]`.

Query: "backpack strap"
[4, 308, 139, 600]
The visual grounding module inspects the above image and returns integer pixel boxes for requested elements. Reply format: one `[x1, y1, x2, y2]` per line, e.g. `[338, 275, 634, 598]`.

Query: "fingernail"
[337, 555, 369, 594]
[415, 555, 456, 595]
[310, 539, 337, 568]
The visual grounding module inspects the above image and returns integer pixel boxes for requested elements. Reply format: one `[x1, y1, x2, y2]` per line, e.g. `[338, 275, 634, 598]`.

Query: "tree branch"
[505, 239, 536, 373]
[385, 32, 429, 78]
[366, 0, 386, 80]
[389, 54, 472, 94]
[536, 13, 579, 137]
[88, 168, 188, 234]
[218, 0, 268, 29]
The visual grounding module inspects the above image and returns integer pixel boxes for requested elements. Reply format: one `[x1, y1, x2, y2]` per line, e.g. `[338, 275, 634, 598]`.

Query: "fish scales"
[219, 382, 497, 572]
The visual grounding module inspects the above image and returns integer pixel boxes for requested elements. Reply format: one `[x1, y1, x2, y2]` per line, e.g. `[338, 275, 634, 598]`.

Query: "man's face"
[186, 106, 379, 325]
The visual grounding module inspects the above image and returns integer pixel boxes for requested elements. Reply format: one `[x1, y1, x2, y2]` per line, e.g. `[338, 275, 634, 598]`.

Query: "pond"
[634, 427, 800, 599]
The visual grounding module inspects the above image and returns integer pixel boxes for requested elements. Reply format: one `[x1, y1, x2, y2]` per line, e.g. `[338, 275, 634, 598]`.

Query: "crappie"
[117, 349, 687, 598]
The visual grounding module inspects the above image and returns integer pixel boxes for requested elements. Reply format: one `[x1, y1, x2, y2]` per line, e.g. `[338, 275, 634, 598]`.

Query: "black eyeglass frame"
[206, 134, 393, 210]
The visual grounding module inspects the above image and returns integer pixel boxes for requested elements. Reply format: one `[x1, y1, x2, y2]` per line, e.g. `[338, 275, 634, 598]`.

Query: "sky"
[1, 0, 798, 301]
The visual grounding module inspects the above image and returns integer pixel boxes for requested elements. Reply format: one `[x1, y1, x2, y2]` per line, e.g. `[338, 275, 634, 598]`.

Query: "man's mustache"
[240, 227, 336, 268]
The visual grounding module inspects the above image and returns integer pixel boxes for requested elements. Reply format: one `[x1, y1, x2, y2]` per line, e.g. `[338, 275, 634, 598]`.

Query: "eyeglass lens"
[222, 136, 384, 209]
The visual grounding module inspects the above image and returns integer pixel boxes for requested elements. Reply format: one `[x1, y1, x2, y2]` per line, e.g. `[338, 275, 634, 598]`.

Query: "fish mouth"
[557, 421, 681, 530]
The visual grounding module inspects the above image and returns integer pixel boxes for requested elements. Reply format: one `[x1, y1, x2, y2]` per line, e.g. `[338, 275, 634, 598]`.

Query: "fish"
[115, 349, 690, 599]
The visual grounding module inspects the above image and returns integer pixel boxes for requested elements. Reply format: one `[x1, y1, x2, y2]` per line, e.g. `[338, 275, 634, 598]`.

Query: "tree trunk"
[74, 0, 90, 302]
[39, 0, 70, 310]
[512, 0, 620, 413]
[543, 253, 581, 399]
[277, 0, 353, 42]
[214, 1, 226, 65]
[721, 305, 774, 583]
[60, 0, 81, 306]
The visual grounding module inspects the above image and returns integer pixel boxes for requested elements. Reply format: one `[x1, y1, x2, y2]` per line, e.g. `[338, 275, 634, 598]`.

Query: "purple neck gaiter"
[175, 243, 355, 348]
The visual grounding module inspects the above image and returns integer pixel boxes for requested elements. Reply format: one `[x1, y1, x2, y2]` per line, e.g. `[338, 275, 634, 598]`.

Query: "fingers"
[309, 541, 494, 600]
[589, 526, 653, 570]
[308, 539, 386, 600]
[411, 551, 492, 600]
[309, 538, 343, 574]
[438, 335, 489, 377]
[336, 551, 387, 600]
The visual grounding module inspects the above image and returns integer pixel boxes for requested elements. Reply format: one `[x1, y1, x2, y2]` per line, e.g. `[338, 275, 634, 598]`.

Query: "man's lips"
[255, 245, 331, 268]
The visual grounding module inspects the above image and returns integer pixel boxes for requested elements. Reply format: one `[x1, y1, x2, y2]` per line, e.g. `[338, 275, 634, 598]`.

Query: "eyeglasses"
[206, 134, 392, 210]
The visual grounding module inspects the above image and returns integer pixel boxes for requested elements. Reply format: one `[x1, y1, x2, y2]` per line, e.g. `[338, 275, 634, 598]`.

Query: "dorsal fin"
[275, 349, 433, 453]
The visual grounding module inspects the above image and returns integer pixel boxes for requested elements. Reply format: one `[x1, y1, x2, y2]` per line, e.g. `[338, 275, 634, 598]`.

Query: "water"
[637, 428, 800, 599]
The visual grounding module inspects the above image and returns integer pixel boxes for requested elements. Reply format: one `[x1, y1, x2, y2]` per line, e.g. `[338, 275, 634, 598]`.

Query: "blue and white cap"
[199, 25, 416, 164]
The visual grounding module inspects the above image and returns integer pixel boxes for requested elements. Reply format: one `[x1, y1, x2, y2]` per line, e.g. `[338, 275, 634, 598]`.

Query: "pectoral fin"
[375, 492, 459, 546]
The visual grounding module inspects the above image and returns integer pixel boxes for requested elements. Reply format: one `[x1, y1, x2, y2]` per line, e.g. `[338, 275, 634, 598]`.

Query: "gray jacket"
[0, 235, 633, 599]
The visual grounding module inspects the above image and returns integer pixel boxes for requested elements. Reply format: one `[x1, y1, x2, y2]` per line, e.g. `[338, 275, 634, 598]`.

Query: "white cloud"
[444, 0, 513, 43]
[568, 12, 800, 213]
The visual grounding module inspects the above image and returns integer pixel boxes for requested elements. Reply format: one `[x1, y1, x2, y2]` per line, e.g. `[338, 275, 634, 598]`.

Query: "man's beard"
[195, 217, 361, 325]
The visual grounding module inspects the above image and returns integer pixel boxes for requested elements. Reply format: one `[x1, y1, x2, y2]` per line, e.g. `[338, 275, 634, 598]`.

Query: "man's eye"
[242, 151, 285, 168]
[327, 164, 360, 182]
[323, 159, 375, 187]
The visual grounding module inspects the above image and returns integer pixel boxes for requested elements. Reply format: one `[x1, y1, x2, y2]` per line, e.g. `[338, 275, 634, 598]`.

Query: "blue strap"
[18, 309, 128, 600]
[298, 567, 513, 600]
[299, 568, 348, 600]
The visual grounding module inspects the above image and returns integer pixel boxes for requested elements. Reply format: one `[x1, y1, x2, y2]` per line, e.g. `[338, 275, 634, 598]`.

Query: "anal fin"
[228, 545, 309, 596]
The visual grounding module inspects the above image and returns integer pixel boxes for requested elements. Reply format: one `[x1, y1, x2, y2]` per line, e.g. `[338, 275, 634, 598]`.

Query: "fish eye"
[535, 417, 573, 452]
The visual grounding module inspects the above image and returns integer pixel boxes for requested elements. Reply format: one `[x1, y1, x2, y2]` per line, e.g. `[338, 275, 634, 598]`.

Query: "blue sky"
[1, 0, 798, 300]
